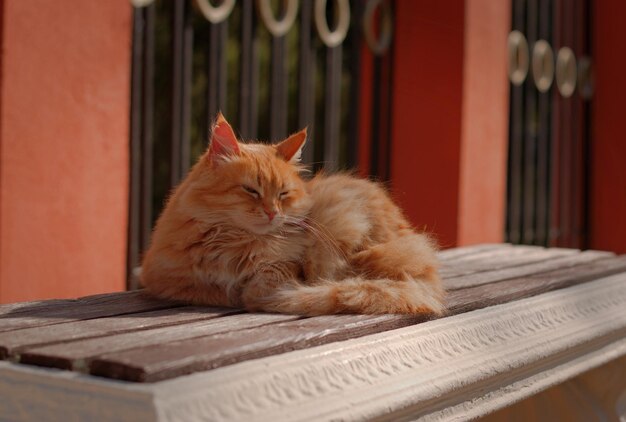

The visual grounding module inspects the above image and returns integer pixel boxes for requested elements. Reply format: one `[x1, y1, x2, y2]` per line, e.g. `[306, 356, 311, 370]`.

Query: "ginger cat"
[141, 114, 444, 316]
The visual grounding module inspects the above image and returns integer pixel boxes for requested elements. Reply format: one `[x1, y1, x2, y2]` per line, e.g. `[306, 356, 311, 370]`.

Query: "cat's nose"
[263, 208, 276, 222]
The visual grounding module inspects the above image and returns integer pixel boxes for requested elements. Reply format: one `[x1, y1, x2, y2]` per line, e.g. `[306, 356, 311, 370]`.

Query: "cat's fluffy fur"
[141, 114, 445, 316]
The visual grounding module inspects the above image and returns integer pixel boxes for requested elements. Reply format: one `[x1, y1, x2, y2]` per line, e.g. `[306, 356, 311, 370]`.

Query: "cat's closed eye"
[279, 191, 289, 199]
[242, 185, 260, 198]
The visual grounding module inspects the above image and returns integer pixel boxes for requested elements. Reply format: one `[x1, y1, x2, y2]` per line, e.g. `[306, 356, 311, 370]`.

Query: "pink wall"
[0, 0, 132, 302]
[458, 0, 510, 245]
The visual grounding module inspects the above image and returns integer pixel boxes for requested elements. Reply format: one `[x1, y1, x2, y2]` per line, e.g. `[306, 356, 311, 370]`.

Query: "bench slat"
[439, 246, 580, 278]
[443, 250, 614, 290]
[19, 313, 299, 370]
[446, 255, 626, 313]
[441, 244, 537, 265]
[89, 313, 426, 382]
[82, 255, 626, 382]
[0, 306, 239, 359]
[0, 290, 181, 333]
[437, 243, 511, 260]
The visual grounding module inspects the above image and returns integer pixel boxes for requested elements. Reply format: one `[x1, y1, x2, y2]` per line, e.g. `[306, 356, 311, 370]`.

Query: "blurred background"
[0, 0, 624, 303]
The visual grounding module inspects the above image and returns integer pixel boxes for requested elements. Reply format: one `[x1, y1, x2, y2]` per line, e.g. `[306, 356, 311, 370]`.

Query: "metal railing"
[127, 0, 396, 288]
[506, 0, 592, 248]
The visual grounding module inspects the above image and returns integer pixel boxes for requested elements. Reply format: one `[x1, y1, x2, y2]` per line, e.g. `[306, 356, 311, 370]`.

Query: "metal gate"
[506, 0, 593, 248]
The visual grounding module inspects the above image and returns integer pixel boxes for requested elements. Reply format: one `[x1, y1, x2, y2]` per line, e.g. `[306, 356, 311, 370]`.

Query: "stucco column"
[0, 0, 132, 302]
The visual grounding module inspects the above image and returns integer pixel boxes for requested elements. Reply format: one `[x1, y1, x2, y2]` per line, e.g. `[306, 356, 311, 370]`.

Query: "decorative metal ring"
[555, 46, 577, 98]
[130, 0, 155, 7]
[577, 56, 593, 100]
[531, 40, 554, 93]
[257, 0, 299, 37]
[314, 0, 351, 48]
[194, 0, 236, 24]
[362, 0, 393, 56]
[508, 30, 529, 86]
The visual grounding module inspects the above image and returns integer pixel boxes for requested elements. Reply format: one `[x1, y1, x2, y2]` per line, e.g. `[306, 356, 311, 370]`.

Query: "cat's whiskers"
[305, 219, 350, 263]
[283, 215, 349, 264]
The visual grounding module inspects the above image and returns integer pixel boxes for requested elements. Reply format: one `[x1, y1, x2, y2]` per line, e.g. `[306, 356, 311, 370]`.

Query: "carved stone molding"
[2, 273, 626, 421]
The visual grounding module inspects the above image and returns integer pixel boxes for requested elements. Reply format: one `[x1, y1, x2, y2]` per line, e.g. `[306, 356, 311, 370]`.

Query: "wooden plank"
[0, 299, 68, 316]
[0, 306, 240, 360]
[0, 290, 179, 333]
[439, 246, 578, 278]
[0, 290, 155, 317]
[443, 250, 613, 290]
[442, 244, 544, 265]
[89, 313, 426, 382]
[440, 245, 570, 277]
[440, 248, 571, 277]
[446, 255, 626, 314]
[437, 243, 510, 261]
[19, 313, 299, 371]
[84, 254, 626, 383]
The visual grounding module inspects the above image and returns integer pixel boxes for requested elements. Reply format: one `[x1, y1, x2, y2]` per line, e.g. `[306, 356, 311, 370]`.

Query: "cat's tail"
[255, 276, 445, 316]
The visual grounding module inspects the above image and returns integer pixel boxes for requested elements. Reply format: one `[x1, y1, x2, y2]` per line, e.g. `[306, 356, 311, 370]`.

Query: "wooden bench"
[1, 244, 625, 421]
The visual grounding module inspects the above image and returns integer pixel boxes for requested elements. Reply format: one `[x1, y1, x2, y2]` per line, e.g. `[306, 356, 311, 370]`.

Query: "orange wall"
[0, 0, 132, 302]
[457, 0, 510, 245]
[589, 0, 626, 254]
[391, 0, 465, 249]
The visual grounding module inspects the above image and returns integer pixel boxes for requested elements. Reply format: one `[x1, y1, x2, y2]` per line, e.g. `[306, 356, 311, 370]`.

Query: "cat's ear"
[276, 128, 307, 163]
[207, 112, 240, 163]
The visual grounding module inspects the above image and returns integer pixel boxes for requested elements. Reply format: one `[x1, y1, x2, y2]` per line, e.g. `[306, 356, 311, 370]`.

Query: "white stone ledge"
[2, 273, 626, 421]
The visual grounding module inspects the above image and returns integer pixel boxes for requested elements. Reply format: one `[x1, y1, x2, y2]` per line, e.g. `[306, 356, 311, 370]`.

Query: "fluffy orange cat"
[141, 114, 444, 316]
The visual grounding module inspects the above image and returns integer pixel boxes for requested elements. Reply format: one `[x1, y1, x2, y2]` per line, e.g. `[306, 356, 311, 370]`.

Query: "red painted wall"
[391, 0, 510, 248]
[589, 0, 626, 253]
[391, 0, 465, 249]
[0, 0, 132, 302]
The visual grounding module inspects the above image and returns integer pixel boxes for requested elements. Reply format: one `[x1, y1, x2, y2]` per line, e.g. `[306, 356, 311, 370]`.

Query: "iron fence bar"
[170, 0, 192, 186]
[535, 0, 552, 247]
[506, 0, 526, 244]
[570, 0, 586, 248]
[522, 0, 538, 245]
[239, 0, 256, 139]
[549, 0, 562, 246]
[579, 0, 593, 249]
[206, 20, 228, 140]
[270, 35, 288, 141]
[141, 4, 156, 252]
[323, 45, 342, 172]
[128, 7, 145, 289]
[345, 0, 364, 169]
[369, 55, 382, 178]
[249, 1, 260, 139]
[170, 0, 183, 184]
[559, 0, 574, 247]
[297, 0, 315, 163]
[128, 4, 156, 290]
[369, 46, 393, 181]
[381, 15, 395, 181]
